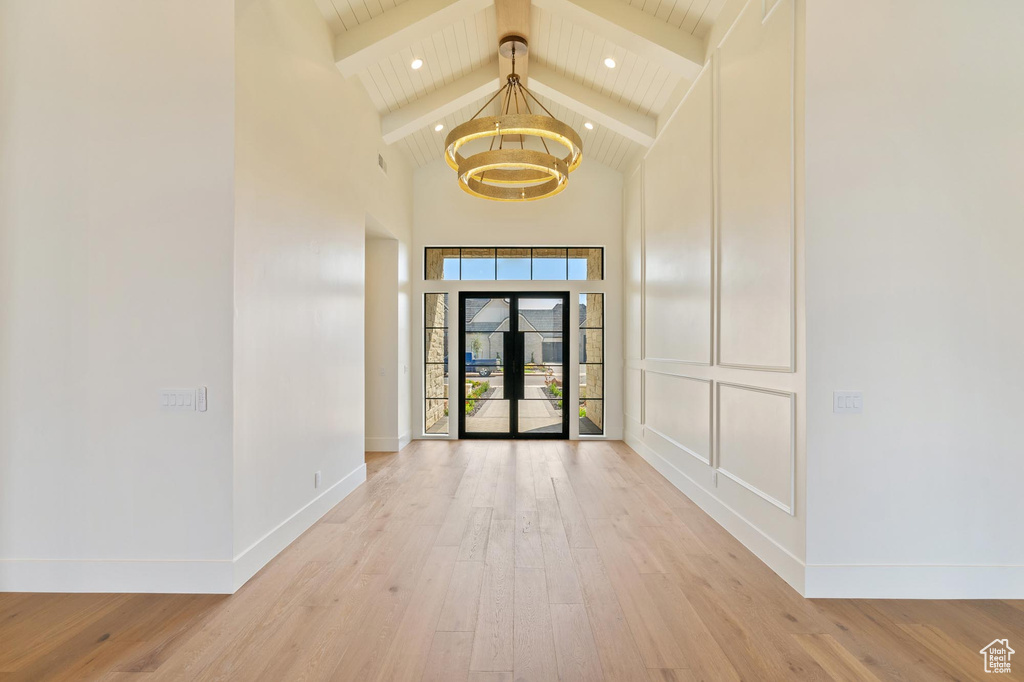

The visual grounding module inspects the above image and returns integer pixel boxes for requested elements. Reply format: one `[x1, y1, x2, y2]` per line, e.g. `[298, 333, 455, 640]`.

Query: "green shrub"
[466, 380, 490, 400]
[579, 405, 586, 418]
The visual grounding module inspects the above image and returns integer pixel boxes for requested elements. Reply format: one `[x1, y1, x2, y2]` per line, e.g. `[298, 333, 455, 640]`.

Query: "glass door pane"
[517, 296, 567, 436]
[462, 296, 510, 435]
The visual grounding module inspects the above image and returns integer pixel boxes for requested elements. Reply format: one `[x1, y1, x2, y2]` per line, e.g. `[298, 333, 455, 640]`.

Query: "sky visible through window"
[427, 247, 602, 281]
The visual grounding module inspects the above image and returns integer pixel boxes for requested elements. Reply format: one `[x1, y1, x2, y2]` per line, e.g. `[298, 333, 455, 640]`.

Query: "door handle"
[503, 331, 515, 400]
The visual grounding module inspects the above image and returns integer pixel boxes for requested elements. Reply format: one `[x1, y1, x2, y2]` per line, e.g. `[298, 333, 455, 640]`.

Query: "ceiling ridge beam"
[531, 0, 705, 79]
[529, 62, 656, 147]
[334, 0, 495, 77]
[381, 62, 502, 144]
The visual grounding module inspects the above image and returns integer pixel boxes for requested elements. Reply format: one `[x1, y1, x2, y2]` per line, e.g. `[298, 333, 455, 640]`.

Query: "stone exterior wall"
[568, 247, 603, 281]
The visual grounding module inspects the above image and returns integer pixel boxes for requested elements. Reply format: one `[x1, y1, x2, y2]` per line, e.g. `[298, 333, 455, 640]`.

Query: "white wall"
[622, 0, 807, 591]
[412, 160, 624, 439]
[803, 0, 1024, 598]
[0, 0, 413, 593]
[0, 1, 237, 592]
[364, 234, 411, 451]
[232, 0, 412, 586]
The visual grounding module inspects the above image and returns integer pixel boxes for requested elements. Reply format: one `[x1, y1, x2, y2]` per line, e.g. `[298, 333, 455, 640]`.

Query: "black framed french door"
[458, 292, 570, 439]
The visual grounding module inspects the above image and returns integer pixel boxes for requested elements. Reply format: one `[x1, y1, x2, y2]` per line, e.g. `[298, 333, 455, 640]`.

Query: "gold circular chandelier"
[444, 36, 583, 202]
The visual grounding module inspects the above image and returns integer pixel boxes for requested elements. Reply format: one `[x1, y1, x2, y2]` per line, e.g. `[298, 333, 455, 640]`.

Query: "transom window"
[425, 247, 603, 281]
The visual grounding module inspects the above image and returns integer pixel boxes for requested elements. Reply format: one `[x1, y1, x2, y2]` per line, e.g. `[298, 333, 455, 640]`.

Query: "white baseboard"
[804, 564, 1024, 599]
[0, 463, 368, 595]
[365, 434, 409, 452]
[625, 432, 806, 594]
[232, 463, 367, 591]
[0, 558, 233, 594]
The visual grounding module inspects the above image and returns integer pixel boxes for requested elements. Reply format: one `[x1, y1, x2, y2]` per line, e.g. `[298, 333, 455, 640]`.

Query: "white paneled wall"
[623, 167, 644, 363]
[716, 383, 795, 514]
[716, 0, 795, 371]
[643, 68, 713, 365]
[623, 0, 805, 592]
[645, 372, 712, 466]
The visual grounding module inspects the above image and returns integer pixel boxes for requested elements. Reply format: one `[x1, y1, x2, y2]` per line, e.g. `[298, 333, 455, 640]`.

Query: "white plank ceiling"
[314, 0, 413, 33]
[359, 6, 498, 113]
[622, 0, 728, 37]
[321, 0, 727, 172]
[529, 6, 681, 118]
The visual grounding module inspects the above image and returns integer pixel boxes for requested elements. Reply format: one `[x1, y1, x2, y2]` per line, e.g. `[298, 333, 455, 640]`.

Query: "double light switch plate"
[833, 391, 863, 414]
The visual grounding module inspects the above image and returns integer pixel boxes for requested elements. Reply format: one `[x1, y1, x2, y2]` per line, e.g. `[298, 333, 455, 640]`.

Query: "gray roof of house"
[465, 301, 578, 338]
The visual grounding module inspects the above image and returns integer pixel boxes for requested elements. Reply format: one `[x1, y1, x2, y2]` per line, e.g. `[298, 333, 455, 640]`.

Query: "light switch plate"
[196, 386, 207, 412]
[161, 389, 196, 411]
[833, 391, 863, 414]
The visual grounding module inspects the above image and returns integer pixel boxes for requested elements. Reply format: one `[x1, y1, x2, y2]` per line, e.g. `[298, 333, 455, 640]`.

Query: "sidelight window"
[579, 293, 604, 435]
[424, 293, 449, 434]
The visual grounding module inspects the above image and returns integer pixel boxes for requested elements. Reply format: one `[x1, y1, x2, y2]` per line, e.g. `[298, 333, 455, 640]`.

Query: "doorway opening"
[459, 292, 570, 439]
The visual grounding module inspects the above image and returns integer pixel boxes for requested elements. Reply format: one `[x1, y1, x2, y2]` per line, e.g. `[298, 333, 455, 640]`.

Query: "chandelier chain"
[517, 86, 552, 157]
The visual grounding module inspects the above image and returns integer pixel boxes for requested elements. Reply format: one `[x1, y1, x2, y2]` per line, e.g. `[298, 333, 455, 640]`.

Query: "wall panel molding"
[624, 367, 644, 424]
[715, 382, 795, 515]
[645, 370, 712, 465]
[643, 65, 714, 366]
[714, 0, 796, 372]
[623, 164, 645, 365]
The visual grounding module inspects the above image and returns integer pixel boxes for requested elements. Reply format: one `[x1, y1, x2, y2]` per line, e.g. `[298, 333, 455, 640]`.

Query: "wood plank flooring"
[1, 440, 1021, 681]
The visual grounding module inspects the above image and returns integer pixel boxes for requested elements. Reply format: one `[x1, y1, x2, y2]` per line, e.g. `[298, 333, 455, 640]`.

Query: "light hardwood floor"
[2, 440, 1022, 681]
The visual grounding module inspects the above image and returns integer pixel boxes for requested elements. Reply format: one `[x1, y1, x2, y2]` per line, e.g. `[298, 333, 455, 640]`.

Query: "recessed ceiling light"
[411, 58, 424, 70]
[434, 123, 445, 132]
[584, 122, 594, 130]
[604, 57, 616, 69]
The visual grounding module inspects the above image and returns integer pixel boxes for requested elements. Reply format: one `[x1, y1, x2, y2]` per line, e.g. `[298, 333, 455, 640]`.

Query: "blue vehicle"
[466, 351, 500, 377]
[445, 352, 500, 377]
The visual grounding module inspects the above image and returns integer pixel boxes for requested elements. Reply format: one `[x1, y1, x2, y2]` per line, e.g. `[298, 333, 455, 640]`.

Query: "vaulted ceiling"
[316, 0, 728, 172]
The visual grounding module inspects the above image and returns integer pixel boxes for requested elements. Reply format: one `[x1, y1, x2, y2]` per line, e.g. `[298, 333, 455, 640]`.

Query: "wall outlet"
[833, 391, 863, 414]
[314, 471, 321, 489]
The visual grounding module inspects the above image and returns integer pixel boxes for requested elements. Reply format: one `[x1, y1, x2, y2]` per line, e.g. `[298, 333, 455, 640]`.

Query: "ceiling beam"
[496, 0, 530, 81]
[531, 0, 705, 79]
[334, 0, 495, 77]
[381, 64, 501, 144]
[528, 63, 656, 147]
